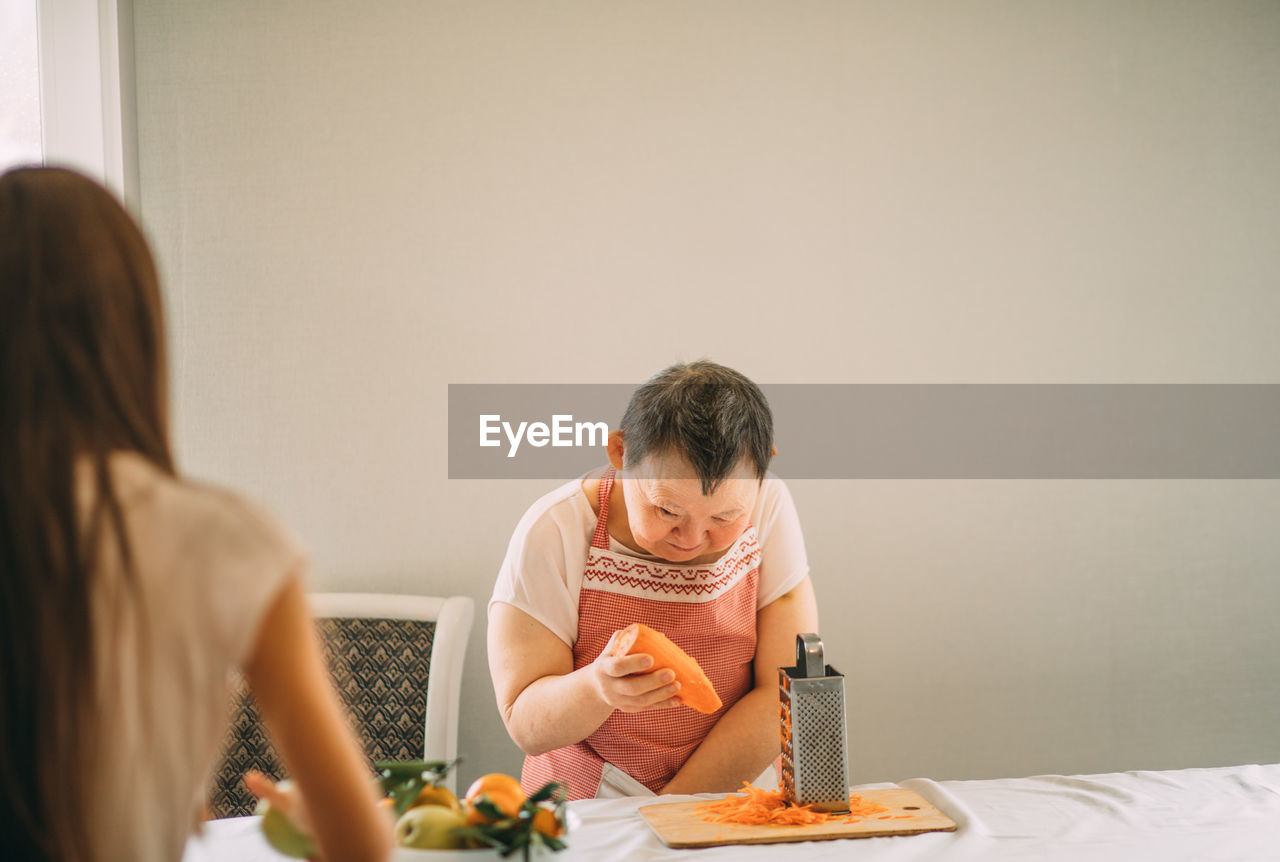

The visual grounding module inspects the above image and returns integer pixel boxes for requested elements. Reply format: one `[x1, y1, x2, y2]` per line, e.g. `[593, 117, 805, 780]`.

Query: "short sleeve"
[753, 476, 811, 609]
[490, 482, 589, 647]
[200, 493, 309, 668]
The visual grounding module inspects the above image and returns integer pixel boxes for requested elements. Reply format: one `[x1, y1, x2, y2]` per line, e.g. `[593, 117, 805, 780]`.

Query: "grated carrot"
[697, 783, 832, 826]
[843, 794, 892, 823]
[696, 784, 906, 827]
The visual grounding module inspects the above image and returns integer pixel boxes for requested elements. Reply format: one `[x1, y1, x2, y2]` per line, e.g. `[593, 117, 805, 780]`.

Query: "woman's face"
[619, 452, 759, 563]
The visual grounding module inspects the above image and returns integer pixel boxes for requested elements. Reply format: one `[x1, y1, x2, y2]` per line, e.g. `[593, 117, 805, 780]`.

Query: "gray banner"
[448, 384, 1280, 479]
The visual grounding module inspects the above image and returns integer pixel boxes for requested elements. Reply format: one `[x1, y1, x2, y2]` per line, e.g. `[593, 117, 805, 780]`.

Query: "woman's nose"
[673, 518, 706, 539]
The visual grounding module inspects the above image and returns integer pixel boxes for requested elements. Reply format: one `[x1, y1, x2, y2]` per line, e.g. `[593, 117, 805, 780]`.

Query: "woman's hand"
[588, 630, 682, 713]
[489, 603, 679, 755]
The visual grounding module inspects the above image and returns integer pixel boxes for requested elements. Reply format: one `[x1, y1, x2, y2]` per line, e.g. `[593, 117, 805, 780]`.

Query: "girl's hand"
[590, 630, 682, 713]
[245, 770, 311, 828]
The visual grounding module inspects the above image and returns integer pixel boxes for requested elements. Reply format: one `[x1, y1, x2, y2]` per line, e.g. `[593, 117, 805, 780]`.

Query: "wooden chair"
[208, 592, 474, 818]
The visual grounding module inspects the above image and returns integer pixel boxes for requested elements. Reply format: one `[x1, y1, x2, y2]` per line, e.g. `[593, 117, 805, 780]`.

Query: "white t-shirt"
[490, 471, 810, 647]
[81, 452, 303, 862]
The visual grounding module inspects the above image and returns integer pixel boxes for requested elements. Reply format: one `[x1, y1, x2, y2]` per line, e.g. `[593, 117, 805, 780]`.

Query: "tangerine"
[463, 773, 525, 824]
[532, 807, 564, 838]
[412, 784, 462, 814]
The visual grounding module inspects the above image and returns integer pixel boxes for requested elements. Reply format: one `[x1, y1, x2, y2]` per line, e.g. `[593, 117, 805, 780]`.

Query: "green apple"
[394, 804, 468, 850]
[255, 782, 318, 859]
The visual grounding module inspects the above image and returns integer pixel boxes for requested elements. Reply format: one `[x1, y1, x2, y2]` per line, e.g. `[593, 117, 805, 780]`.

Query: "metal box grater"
[778, 632, 850, 813]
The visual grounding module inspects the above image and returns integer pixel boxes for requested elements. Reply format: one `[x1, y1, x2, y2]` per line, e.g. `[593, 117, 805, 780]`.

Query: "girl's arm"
[659, 576, 819, 795]
[244, 574, 393, 862]
[488, 601, 681, 755]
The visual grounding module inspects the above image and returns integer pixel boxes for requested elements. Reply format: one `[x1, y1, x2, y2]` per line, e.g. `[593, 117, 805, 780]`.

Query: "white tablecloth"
[184, 763, 1280, 862]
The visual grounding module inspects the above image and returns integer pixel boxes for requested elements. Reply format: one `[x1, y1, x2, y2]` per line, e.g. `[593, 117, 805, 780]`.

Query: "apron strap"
[590, 467, 615, 549]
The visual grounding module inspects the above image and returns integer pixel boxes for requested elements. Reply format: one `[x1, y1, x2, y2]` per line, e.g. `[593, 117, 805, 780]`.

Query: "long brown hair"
[0, 167, 175, 861]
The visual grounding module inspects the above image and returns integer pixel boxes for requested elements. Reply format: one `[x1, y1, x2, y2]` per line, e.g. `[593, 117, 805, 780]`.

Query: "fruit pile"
[380, 760, 567, 858]
[256, 760, 567, 860]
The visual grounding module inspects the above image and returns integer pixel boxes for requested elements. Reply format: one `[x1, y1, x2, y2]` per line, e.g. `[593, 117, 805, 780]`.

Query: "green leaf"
[527, 780, 566, 805]
[497, 829, 529, 858]
[540, 835, 567, 852]
[474, 797, 506, 821]
[374, 758, 463, 817]
[374, 758, 458, 784]
[389, 778, 427, 818]
[452, 826, 506, 849]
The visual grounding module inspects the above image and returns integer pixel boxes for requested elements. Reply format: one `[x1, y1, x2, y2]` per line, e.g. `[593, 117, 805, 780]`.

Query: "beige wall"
[132, 1, 1280, 787]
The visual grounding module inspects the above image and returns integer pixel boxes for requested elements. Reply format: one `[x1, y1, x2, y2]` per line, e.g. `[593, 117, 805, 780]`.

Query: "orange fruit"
[463, 787, 524, 825]
[532, 807, 564, 838]
[412, 784, 462, 814]
[463, 773, 525, 824]
[465, 773, 525, 805]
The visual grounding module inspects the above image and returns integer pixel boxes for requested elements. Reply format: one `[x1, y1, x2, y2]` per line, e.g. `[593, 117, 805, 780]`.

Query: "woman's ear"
[607, 430, 626, 469]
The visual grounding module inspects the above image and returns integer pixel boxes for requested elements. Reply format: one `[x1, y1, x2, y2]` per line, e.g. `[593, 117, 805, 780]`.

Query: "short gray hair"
[619, 360, 773, 494]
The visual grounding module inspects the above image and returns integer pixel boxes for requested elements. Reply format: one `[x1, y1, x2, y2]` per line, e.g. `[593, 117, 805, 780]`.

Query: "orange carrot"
[696, 784, 900, 827]
[698, 783, 831, 826]
[609, 623, 722, 714]
[842, 794, 891, 822]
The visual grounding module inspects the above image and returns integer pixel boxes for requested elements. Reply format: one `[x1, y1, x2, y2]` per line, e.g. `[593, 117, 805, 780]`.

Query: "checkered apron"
[522, 467, 761, 799]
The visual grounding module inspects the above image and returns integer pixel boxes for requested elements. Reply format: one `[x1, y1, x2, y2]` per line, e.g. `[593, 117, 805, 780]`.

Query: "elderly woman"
[488, 361, 818, 799]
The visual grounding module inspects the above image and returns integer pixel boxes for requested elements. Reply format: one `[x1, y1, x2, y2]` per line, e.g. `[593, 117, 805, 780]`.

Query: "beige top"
[81, 452, 302, 862]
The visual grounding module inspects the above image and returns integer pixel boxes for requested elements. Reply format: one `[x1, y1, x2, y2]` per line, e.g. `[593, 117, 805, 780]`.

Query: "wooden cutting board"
[638, 787, 956, 848]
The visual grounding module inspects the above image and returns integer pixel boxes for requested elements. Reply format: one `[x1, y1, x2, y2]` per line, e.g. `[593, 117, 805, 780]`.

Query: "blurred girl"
[0, 167, 391, 862]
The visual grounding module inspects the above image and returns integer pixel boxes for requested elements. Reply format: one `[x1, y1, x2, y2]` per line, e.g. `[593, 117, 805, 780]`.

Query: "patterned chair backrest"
[209, 616, 436, 818]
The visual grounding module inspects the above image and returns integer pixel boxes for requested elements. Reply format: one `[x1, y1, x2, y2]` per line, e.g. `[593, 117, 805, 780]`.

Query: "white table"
[184, 763, 1280, 862]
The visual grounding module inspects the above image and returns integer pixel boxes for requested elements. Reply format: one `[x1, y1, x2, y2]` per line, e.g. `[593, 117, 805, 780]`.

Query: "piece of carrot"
[841, 795, 890, 822]
[609, 623, 723, 714]
[697, 783, 830, 826]
[698, 783, 894, 827]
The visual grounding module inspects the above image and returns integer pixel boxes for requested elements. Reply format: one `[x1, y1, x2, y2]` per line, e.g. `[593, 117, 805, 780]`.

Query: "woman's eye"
[659, 507, 677, 517]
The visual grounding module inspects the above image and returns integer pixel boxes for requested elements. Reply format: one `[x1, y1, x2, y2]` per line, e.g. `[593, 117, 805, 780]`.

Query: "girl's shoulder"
[108, 451, 304, 568]
[99, 452, 306, 665]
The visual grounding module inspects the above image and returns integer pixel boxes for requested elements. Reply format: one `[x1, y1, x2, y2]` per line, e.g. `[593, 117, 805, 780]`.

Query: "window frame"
[37, 0, 138, 209]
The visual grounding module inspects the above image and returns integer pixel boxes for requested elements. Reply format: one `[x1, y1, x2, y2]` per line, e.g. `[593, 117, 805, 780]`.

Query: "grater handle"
[796, 633, 825, 678]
